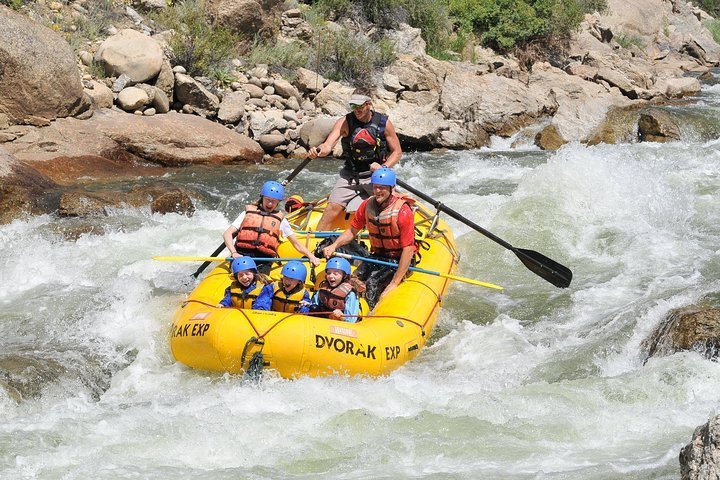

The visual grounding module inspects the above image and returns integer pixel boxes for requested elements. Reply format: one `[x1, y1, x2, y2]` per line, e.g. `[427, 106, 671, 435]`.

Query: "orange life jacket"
[317, 279, 354, 312]
[228, 281, 265, 309]
[365, 194, 415, 258]
[271, 281, 308, 313]
[235, 204, 285, 257]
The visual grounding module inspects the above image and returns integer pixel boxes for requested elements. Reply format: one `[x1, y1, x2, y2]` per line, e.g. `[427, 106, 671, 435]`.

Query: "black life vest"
[341, 111, 388, 175]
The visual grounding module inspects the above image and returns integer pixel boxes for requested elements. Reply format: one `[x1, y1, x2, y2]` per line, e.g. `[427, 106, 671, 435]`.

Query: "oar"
[295, 230, 370, 238]
[332, 253, 503, 291]
[395, 179, 572, 288]
[156, 256, 312, 263]
[191, 156, 313, 279]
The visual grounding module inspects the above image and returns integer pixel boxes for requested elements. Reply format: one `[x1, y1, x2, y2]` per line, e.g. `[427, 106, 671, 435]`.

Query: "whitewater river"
[2, 77, 720, 479]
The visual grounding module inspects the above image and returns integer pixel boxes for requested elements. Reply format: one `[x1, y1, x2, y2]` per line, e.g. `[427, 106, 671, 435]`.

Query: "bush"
[311, 27, 395, 85]
[706, 19, 720, 43]
[0, 0, 25, 9]
[694, 0, 720, 16]
[615, 32, 645, 50]
[448, 0, 605, 53]
[152, 0, 241, 76]
[246, 39, 309, 78]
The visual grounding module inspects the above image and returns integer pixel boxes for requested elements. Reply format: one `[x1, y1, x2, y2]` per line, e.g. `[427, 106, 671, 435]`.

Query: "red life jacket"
[365, 194, 415, 258]
[271, 281, 307, 313]
[235, 204, 285, 257]
[317, 279, 354, 312]
[229, 281, 265, 309]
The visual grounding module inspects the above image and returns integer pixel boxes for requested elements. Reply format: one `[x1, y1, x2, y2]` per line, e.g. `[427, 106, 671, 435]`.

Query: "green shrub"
[615, 32, 645, 50]
[311, 27, 395, 85]
[694, 0, 720, 16]
[246, 38, 309, 75]
[706, 19, 720, 44]
[576, 0, 608, 13]
[0, 0, 25, 9]
[448, 0, 606, 53]
[152, 0, 241, 76]
[402, 0, 453, 56]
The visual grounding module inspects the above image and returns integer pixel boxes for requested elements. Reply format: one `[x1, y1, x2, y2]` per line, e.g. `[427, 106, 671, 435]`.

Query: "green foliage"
[152, 0, 241, 76]
[310, 0, 453, 58]
[311, 27, 395, 85]
[706, 19, 720, 44]
[576, 0, 608, 13]
[246, 38, 309, 74]
[207, 67, 235, 87]
[448, 0, 604, 53]
[450, 0, 546, 52]
[0, 0, 25, 10]
[694, 0, 720, 16]
[615, 33, 645, 50]
[403, 0, 453, 56]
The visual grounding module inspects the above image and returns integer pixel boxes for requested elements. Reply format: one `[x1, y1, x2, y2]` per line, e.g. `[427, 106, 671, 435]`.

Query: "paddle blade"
[514, 248, 573, 288]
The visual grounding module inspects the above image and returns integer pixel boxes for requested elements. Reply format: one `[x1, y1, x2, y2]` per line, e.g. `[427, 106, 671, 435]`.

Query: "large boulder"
[94, 29, 164, 83]
[642, 306, 720, 363]
[0, 6, 89, 125]
[90, 110, 263, 166]
[206, 0, 280, 36]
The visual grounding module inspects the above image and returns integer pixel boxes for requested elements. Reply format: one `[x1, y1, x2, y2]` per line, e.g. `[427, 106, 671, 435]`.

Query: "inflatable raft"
[169, 195, 459, 378]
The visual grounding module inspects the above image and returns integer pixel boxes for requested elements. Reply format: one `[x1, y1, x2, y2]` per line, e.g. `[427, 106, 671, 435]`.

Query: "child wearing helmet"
[253, 260, 311, 313]
[309, 257, 361, 322]
[218, 257, 269, 309]
[222, 180, 320, 274]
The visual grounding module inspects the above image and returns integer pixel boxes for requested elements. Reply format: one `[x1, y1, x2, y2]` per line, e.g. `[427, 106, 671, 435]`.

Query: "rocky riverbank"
[2, 0, 720, 222]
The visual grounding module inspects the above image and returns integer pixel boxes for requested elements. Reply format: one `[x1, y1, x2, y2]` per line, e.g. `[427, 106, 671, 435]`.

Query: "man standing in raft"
[222, 180, 320, 274]
[307, 87, 402, 231]
[321, 167, 415, 307]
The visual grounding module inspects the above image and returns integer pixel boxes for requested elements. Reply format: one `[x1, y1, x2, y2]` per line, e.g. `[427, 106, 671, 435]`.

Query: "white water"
[2, 85, 720, 479]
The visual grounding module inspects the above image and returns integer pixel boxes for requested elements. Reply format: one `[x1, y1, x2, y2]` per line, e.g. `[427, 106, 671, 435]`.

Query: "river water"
[1, 75, 720, 479]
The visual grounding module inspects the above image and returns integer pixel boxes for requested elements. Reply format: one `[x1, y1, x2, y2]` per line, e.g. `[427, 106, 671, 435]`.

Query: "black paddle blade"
[514, 248, 573, 288]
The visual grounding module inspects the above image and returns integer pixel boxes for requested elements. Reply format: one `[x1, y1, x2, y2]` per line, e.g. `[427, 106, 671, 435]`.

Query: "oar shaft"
[157, 256, 312, 262]
[396, 179, 512, 250]
[396, 179, 572, 288]
[295, 231, 369, 238]
[333, 253, 503, 290]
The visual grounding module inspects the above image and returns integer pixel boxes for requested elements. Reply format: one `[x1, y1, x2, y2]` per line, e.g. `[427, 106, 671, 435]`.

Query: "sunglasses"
[350, 102, 368, 110]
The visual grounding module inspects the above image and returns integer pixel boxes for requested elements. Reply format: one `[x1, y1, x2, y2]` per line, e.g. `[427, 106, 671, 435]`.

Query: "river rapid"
[2, 76, 720, 479]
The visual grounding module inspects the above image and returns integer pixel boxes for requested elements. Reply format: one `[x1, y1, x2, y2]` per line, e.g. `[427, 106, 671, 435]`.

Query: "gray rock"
[0, 8, 89, 124]
[680, 415, 720, 480]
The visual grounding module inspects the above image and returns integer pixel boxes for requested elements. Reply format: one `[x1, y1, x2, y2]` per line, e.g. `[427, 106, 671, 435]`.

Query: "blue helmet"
[326, 257, 351, 276]
[370, 167, 396, 187]
[231, 257, 257, 274]
[281, 260, 307, 282]
[261, 180, 284, 200]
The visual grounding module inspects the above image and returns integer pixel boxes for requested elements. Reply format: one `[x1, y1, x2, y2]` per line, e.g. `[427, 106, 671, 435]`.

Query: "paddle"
[395, 179, 572, 288]
[156, 256, 312, 263]
[332, 253, 503, 291]
[191, 156, 313, 279]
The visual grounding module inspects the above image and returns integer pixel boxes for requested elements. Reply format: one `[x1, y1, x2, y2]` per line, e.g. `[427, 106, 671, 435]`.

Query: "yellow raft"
[170, 196, 460, 378]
